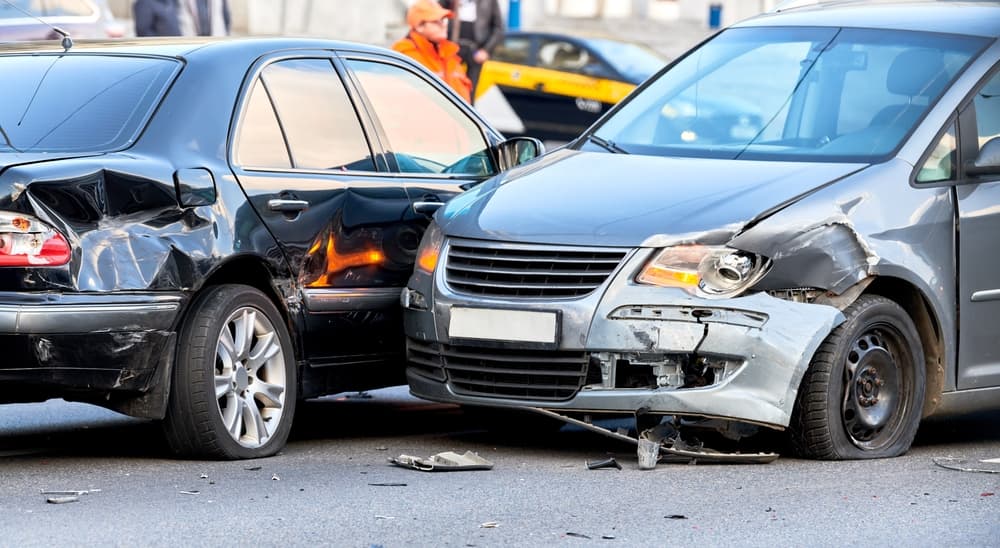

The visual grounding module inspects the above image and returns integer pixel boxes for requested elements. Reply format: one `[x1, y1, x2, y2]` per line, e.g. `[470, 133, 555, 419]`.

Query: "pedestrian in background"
[178, 0, 231, 36]
[393, 0, 472, 102]
[439, 0, 504, 101]
[133, 0, 182, 37]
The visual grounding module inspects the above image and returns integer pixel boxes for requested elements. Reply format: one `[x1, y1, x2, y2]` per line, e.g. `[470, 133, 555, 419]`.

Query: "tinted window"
[0, 54, 177, 153]
[260, 58, 375, 171]
[594, 27, 986, 162]
[347, 59, 494, 176]
[492, 37, 532, 65]
[235, 79, 291, 169]
[538, 40, 590, 73]
[973, 69, 1000, 151]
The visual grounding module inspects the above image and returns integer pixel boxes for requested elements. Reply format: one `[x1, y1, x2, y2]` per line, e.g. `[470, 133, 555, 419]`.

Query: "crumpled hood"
[439, 149, 867, 247]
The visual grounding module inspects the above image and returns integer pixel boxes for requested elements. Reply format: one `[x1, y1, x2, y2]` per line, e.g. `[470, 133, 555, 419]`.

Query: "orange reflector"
[639, 266, 700, 288]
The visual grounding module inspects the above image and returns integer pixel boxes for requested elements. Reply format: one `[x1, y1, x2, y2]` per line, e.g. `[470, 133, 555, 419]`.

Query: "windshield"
[591, 27, 986, 162]
[0, 54, 178, 153]
[587, 38, 667, 82]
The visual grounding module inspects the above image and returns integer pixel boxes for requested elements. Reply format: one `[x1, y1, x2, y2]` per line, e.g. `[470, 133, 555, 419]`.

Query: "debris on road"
[933, 457, 1000, 474]
[664, 514, 688, 520]
[46, 496, 79, 504]
[179, 490, 200, 495]
[586, 457, 622, 470]
[368, 483, 408, 487]
[244, 465, 262, 471]
[389, 450, 494, 472]
[566, 532, 591, 539]
[479, 521, 500, 528]
[41, 489, 100, 496]
[271, 473, 281, 481]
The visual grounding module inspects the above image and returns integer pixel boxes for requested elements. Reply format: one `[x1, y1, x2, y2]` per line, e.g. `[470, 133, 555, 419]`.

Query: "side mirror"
[495, 136, 544, 171]
[967, 136, 1000, 176]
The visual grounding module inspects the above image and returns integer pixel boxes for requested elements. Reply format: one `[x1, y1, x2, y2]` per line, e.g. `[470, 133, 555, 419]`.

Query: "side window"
[492, 37, 532, 65]
[258, 58, 375, 172]
[538, 40, 590, 74]
[973, 70, 1000, 152]
[346, 59, 494, 176]
[235, 79, 291, 169]
[916, 123, 956, 183]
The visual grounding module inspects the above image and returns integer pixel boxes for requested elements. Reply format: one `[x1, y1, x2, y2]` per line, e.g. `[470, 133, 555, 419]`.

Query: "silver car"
[403, 1, 1000, 459]
[0, 0, 124, 41]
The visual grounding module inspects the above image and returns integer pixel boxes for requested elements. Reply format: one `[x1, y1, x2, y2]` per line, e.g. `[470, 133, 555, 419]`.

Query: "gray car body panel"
[404, 6, 1000, 428]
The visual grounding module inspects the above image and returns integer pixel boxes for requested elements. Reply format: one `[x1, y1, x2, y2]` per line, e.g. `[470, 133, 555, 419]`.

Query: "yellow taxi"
[474, 31, 667, 141]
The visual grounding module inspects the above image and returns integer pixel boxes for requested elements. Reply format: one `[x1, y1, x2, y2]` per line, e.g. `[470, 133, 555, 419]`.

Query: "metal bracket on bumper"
[527, 407, 779, 465]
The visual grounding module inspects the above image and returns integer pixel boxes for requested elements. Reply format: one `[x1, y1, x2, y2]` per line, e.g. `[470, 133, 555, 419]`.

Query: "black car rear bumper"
[0, 292, 182, 397]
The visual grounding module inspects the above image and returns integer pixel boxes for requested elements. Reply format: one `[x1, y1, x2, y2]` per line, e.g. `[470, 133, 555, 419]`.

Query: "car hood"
[439, 150, 867, 247]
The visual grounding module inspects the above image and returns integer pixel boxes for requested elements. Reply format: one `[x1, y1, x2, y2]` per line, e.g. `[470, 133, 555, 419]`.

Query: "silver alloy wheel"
[214, 306, 287, 448]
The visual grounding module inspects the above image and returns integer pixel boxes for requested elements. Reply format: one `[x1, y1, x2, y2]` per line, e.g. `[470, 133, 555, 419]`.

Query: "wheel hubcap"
[842, 330, 902, 447]
[215, 307, 286, 449]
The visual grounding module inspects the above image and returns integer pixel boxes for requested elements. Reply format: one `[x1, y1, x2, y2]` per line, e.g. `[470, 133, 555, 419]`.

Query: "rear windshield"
[0, 53, 178, 153]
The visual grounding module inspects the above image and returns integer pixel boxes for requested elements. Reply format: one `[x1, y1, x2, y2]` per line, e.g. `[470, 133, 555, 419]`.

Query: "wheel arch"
[863, 276, 945, 419]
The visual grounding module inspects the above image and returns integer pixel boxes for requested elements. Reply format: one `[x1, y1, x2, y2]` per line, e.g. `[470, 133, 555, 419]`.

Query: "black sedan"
[0, 37, 540, 459]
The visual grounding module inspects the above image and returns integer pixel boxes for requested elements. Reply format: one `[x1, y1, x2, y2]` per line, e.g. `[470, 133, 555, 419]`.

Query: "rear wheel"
[789, 295, 924, 459]
[163, 285, 296, 459]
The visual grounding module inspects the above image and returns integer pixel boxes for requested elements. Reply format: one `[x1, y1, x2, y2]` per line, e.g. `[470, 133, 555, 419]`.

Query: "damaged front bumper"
[0, 291, 182, 398]
[404, 246, 844, 429]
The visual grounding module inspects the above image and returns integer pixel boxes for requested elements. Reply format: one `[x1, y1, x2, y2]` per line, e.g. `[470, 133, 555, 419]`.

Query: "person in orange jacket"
[393, 0, 473, 103]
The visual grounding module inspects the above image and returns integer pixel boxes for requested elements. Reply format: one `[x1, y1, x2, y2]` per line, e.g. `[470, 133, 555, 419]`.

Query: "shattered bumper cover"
[0, 292, 182, 395]
[404, 248, 844, 429]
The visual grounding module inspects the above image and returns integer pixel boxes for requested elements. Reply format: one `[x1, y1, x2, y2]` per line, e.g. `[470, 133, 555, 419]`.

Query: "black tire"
[163, 285, 297, 459]
[789, 294, 925, 460]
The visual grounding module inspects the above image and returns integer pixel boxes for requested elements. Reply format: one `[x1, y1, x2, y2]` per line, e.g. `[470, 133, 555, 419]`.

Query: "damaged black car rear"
[404, 1, 1000, 459]
[0, 38, 539, 459]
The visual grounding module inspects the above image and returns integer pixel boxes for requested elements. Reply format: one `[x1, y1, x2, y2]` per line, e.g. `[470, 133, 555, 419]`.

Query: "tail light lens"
[0, 212, 71, 267]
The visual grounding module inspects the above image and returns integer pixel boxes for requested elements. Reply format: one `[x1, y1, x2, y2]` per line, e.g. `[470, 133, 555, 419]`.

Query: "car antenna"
[1, 0, 73, 50]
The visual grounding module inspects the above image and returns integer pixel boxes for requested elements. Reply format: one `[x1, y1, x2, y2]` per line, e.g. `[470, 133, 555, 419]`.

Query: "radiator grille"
[445, 242, 628, 298]
[407, 339, 589, 401]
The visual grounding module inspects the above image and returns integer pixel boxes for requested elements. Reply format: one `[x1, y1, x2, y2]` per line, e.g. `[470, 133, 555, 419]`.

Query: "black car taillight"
[0, 212, 71, 267]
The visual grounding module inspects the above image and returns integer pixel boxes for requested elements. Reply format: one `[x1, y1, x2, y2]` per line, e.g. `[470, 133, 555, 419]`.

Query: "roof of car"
[0, 36, 395, 59]
[738, 0, 1000, 37]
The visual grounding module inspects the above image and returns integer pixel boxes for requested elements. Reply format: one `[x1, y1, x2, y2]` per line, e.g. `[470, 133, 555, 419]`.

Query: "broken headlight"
[636, 245, 770, 298]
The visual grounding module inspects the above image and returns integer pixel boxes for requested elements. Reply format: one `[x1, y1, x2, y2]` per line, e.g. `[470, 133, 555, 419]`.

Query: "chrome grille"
[445, 241, 628, 298]
[407, 339, 589, 401]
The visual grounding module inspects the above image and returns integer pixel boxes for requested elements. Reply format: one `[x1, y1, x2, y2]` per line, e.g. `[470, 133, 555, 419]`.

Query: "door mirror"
[967, 136, 1000, 176]
[495, 137, 544, 170]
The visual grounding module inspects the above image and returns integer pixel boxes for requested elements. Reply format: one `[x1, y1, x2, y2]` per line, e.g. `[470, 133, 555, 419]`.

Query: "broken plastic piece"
[389, 450, 494, 472]
[479, 521, 500, 528]
[586, 457, 622, 470]
[179, 490, 200, 495]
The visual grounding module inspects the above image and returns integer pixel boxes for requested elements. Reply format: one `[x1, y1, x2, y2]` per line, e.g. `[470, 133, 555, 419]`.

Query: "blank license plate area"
[448, 307, 557, 344]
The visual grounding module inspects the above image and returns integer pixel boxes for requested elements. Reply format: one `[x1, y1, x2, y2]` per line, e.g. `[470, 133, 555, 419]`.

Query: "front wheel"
[163, 285, 297, 459]
[789, 295, 925, 459]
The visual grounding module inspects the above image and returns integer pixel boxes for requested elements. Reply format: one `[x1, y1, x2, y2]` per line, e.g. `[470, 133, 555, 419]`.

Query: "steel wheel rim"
[214, 306, 287, 448]
[841, 324, 910, 450]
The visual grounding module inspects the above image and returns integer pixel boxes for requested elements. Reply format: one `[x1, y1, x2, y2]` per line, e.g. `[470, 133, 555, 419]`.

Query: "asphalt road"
[0, 387, 998, 547]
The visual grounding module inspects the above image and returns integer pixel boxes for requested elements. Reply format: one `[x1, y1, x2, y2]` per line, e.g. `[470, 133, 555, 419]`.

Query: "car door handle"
[413, 201, 444, 214]
[268, 199, 309, 212]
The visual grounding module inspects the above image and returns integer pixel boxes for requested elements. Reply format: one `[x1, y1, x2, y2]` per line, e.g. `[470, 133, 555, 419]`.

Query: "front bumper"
[0, 292, 182, 397]
[403, 245, 844, 429]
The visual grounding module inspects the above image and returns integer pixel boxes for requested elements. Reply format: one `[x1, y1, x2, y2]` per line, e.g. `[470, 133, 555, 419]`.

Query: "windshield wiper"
[588, 134, 629, 154]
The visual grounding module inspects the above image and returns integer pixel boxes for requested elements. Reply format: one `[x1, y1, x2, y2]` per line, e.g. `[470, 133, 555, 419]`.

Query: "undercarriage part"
[590, 351, 739, 390]
[527, 408, 779, 465]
